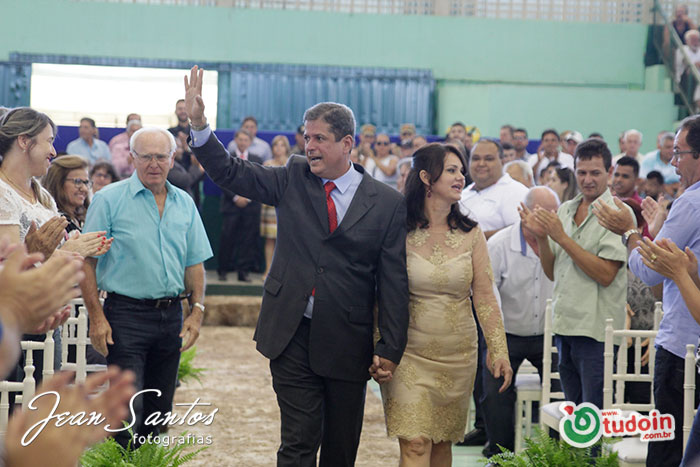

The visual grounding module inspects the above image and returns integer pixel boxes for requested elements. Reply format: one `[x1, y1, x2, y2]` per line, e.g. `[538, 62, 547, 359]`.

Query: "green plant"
[177, 346, 205, 385]
[484, 428, 619, 466]
[80, 429, 206, 467]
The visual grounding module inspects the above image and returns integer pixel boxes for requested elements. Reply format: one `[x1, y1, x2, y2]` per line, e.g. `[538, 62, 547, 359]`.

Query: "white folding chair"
[61, 299, 106, 383]
[683, 343, 697, 452]
[540, 299, 566, 432]
[0, 331, 54, 434]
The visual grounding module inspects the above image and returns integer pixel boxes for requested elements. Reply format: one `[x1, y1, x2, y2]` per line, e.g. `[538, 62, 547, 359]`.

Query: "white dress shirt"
[527, 151, 575, 171]
[487, 221, 554, 336]
[458, 173, 529, 232]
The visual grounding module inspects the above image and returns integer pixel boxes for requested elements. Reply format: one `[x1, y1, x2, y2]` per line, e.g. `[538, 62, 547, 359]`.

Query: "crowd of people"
[0, 60, 699, 467]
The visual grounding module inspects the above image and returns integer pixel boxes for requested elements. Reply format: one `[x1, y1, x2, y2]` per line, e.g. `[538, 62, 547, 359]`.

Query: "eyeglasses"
[375, 142, 390, 146]
[672, 150, 697, 160]
[132, 152, 171, 163]
[401, 131, 413, 137]
[68, 178, 93, 189]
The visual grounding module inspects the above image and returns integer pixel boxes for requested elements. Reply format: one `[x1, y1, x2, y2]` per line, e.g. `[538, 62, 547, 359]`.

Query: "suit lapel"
[333, 171, 376, 235]
[303, 168, 330, 232]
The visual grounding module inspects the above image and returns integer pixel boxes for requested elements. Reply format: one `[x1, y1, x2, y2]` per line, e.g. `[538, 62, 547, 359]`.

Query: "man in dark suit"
[217, 129, 263, 282]
[185, 66, 408, 467]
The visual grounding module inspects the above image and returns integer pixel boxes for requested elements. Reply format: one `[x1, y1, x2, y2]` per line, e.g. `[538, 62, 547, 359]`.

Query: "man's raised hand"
[184, 66, 206, 127]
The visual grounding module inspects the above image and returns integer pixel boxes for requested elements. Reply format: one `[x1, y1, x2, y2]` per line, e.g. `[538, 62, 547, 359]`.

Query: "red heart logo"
[563, 405, 574, 416]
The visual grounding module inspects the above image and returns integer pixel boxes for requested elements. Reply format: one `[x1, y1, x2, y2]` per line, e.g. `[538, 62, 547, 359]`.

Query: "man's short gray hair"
[659, 131, 675, 145]
[524, 185, 561, 209]
[504, 160, 533, 181]
[624, 129, 643, 143]
[130, 127, 177, 155]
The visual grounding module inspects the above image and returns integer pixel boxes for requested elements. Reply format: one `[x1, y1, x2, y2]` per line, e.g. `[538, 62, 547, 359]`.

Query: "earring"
[427, 186, 432, 198]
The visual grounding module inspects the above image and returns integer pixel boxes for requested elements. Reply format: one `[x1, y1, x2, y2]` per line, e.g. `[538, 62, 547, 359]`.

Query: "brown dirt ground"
[172, 326, 399, 466]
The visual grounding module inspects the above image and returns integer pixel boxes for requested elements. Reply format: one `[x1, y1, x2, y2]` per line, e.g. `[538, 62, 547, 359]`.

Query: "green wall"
[2, 0, 677, 151]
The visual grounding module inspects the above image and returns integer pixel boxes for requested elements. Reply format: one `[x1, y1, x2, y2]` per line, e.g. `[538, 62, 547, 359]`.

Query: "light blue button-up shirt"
[66, 137, 112, 166]
[629, 180, 700, 359]
[83, 172, 213, 299]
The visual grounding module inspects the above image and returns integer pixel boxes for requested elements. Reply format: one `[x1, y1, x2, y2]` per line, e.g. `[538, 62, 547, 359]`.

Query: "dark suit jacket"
[219, 153, 263, 214]
[193, 134, 409, 382]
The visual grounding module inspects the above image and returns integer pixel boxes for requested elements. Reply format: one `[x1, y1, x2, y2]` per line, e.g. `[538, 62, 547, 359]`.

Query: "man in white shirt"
[460, 139, 529, 239]
[481, 186, 558, 457]
[528, 129, 574, 183]
[612, 129, 643, 164]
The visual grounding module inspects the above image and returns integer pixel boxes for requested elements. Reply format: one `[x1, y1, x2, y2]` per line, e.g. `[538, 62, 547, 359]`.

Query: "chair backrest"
[0, 330, 53, 435]
[603, 317, 659, 412]
[604, 303, 663, 412]
[60, 304, 90, 383]
[541, 298, 565, 406]
[683, 343, 697, 452]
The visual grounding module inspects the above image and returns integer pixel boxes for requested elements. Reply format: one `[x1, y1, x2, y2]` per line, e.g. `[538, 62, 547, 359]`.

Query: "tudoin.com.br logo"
[559, 402, 675, 448]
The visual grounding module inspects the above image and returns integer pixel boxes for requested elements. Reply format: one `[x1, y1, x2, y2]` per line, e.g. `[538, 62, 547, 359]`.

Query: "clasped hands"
[518, 202, 565, 242]
[369, 355, 397, 384]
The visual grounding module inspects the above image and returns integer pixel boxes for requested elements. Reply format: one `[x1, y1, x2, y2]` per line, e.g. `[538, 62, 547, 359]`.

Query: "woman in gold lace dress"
[380, 143, 512, 466]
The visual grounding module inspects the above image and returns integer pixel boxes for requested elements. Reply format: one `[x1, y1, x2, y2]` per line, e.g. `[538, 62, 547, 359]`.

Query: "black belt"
[107, 292, 190, 310]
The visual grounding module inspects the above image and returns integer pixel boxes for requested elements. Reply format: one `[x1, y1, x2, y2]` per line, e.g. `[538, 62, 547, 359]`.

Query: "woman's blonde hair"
[271, 135, 292, 158]
[0, 107, 57, 210]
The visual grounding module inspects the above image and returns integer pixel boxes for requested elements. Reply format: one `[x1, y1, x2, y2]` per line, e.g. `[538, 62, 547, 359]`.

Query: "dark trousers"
[103, 295, 182, 448]
[681, 402, 700, 467]
[481, 334, 544, 456]
[218, 206, 261, 275]
[554, 335, 604, 409]
[648, 347, 700, 467]
[270, 318, 366, 467]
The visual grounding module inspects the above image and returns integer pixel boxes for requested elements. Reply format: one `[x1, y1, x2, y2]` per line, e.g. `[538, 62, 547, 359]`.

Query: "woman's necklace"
[0, 168, 36, 202]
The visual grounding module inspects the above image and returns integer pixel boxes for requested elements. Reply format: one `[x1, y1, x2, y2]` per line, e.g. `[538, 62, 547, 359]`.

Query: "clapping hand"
[592, 197, 636, 236]
[518, 202, 546, 239]
[0, 242, 83, 333]
[25, 217, 68, 259]
[533, 207, 566, 243]
[62, 231, 113, 258]
[4, 367, 136, 467]
[637, 237, 698, 282]
[641, 196, 670, 238]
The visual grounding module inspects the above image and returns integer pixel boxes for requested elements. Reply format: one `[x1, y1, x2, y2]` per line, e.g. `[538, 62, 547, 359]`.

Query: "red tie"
[324, 181, 338, 233]
[311, 182, 337, 299]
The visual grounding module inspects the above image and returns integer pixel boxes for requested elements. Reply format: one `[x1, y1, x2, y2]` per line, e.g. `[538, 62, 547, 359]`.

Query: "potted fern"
[485, 429, 619, 466]
[178, 346, 205, 385]
[81, 429, 206, 467]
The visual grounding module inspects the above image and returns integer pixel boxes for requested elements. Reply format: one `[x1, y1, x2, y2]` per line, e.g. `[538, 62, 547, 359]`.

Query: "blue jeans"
[648, 347, 700, 467]
[481, 333, 544, 457]
[104, 295, 182, 448]
[554, 335, 604, 408]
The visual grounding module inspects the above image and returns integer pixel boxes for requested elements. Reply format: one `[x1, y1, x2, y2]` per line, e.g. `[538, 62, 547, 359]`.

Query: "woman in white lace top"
[0, 107, 110, 259]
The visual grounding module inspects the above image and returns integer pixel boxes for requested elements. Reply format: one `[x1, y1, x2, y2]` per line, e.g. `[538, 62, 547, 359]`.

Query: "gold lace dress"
[380, 225, 508, 442]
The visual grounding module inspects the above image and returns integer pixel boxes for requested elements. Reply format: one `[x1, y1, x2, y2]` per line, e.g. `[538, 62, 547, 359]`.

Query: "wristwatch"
[621, 228, 640, 247]
[193, 302, 206, 313]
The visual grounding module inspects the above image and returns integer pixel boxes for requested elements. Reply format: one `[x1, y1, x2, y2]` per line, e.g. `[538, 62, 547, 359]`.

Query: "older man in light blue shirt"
[80, 127, 212, 449]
